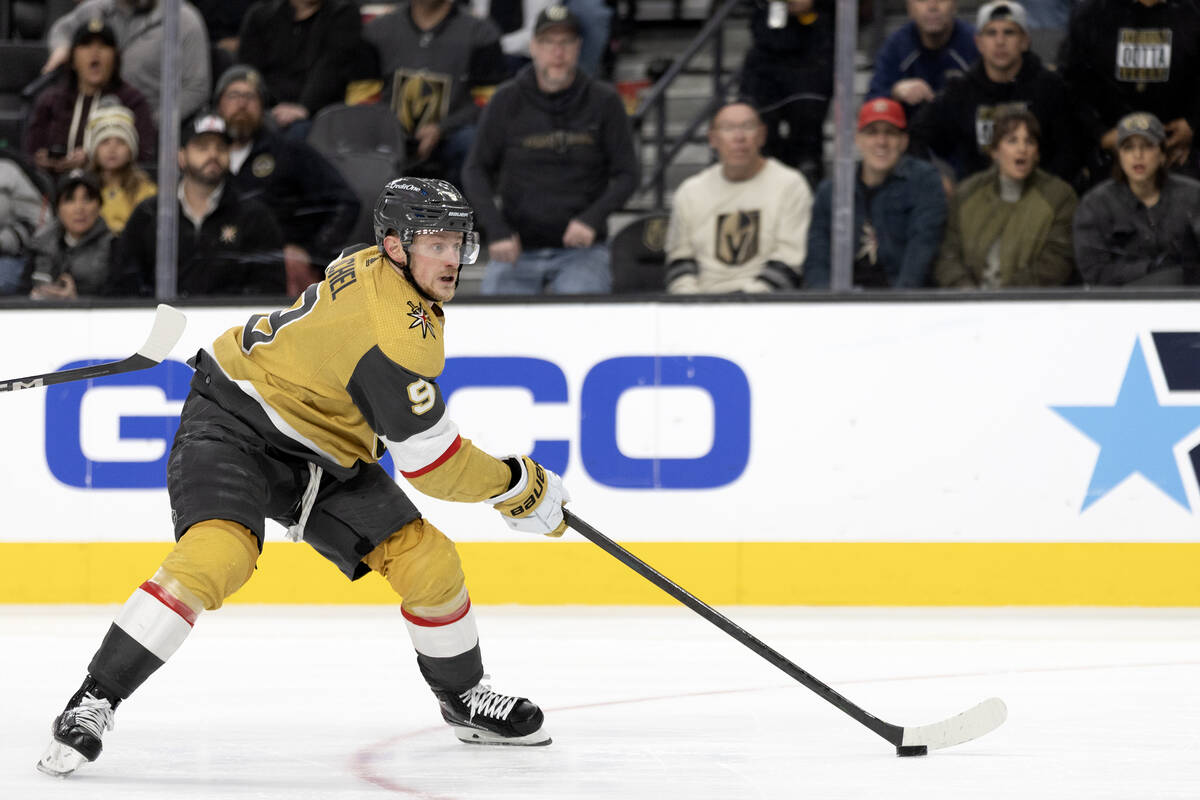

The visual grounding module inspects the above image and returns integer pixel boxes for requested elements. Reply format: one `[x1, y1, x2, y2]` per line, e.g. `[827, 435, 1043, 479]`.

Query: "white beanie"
[84, 103, 139, 161]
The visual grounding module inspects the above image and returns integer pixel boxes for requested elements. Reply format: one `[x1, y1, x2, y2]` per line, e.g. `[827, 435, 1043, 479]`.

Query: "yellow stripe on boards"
[2, 542, 1198, 605]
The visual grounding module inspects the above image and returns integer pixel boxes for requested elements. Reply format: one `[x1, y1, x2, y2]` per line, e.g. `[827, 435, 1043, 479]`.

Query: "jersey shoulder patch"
[362, 254, 446, 379]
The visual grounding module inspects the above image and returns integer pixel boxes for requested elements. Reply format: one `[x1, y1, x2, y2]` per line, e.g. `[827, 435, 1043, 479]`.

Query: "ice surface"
[3, 606, 1199, 799]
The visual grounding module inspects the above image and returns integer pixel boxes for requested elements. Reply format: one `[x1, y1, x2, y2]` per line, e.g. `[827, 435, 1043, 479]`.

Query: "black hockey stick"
[0, 304, 187, 393]
[563, 510, 1007, 756]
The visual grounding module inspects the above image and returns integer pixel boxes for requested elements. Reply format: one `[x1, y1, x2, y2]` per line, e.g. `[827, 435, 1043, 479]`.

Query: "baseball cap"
[180, 110, 232, 146]
[71, 17, 117, 48]
[534, 5, 582, 37]
[1115, 112, 1166, 147]
[975, 1, 1028, 32]
[56, 169, 101, 203]
[857, 98, 906, 131]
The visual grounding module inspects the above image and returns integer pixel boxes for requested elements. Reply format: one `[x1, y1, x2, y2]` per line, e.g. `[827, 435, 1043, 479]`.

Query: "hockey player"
[37, 177, 568, 778]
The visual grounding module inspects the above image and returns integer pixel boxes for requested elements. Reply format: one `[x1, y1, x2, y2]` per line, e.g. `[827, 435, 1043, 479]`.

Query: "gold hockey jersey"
[193, 245, 510, 502]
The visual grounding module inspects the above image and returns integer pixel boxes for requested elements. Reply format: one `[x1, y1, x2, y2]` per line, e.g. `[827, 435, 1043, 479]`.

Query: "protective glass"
[408, 230, 480, 265]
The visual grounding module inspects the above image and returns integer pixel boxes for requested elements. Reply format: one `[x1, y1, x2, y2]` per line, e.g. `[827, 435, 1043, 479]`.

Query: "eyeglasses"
[711, 121, 761, 135]
[221, 90, 260, 104]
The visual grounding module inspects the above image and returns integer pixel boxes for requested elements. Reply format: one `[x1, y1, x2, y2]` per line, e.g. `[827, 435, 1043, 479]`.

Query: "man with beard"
[111, 111, 285, 296]
[43, 0, 211, 119]
[214, 65, 359, 296]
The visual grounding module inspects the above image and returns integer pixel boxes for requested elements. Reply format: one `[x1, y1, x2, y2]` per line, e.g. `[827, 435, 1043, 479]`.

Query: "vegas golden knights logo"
[392, 69, 451, 134]
[715, 210, 760, 266]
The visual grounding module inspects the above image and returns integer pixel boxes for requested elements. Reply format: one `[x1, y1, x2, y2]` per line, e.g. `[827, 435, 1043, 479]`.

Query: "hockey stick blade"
[562, 510, 1007, 754]
[900, 697, 1007, 751]
[0, 304, 187, 393]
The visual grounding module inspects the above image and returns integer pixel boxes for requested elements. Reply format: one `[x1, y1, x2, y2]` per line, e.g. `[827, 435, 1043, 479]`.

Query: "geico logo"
[45, 355, 751, 491]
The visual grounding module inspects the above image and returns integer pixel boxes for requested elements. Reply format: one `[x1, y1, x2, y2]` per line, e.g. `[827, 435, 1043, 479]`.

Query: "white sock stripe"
[404, 608, 480, 659]
[114, 586, 195, 662]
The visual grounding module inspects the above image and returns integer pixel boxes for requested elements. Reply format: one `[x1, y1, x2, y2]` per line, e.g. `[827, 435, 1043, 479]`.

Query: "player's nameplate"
[1115, 29, 1172, 83]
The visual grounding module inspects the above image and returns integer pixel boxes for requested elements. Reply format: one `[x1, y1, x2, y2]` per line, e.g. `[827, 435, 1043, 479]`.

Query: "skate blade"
[36, 740, 89, 777]
[449, 724, 552, 746]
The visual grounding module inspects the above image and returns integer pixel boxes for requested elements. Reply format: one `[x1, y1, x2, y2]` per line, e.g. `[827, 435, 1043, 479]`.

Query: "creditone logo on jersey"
[45, 356, 752, 491]
[406, 300, 436, 339]
[391, 68, 451, 135]
[1051, 334, 1200, 511]
[1115, 28, 1172, 84]
[715, 210, 760, 266]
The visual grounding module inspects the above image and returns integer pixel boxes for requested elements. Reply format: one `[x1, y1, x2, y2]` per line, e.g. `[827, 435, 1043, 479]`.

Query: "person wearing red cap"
[803, 98, 947, 289]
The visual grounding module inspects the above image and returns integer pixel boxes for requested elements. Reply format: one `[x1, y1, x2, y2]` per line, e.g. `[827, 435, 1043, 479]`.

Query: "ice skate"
[36, 677, 118, 777]
[434, 676, 551, 746]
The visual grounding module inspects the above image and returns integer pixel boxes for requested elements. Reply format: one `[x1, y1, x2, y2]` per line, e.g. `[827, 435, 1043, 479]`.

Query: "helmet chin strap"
[382, 241, 440, 303]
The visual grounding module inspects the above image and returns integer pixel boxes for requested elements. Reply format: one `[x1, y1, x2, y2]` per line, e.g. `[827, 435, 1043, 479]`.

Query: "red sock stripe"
[139, 581, 198, 627]
[402, 598, 471, 628]
[400, 435, 463, 478]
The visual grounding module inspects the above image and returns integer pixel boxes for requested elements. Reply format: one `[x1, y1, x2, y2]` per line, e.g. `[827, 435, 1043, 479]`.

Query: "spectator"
[84, 104, 157, 235]
[364, 0, 507, 188]
[192, 0, 257, 76]
[867, 0, 978, 119]
[1058, 0, 1200, 184]
[936, 110, 1077, 288]
[909, 1, 1079, 184]
[214, 65, 360, 296]
[0, 150, 49, 295]
[471, 0, 614, 77]
[25, 169, 115, 300]
[665, 101, 812, 293]
[738, 0, 834, 189]
[462, 5, 638, 295]
[112, 111, 286, 297]
[804, 98, 947, 289]
[44, 0, 211, 120]
[236, 0, 368, 139]
[25, 18, 157, 176]
[1074, 111, 1200, 286]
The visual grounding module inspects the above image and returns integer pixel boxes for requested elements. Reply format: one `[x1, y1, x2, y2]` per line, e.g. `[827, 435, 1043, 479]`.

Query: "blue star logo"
[1052, 340, 1200, 511]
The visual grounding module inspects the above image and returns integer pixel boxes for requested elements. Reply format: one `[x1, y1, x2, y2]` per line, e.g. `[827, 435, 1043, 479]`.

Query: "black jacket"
[1074, 174, 1200, 285]
[1058, 0, 1200, 145]
[909, 52, 1080, 182]
[230, 127, 360, 266]
[237, 0, 365, 114]
[741, 0, 834, 95]
[462, 65, 638, 249]
[113, 183, 286, 297]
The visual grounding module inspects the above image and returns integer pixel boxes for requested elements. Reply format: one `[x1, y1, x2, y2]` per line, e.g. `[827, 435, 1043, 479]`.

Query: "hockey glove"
[487, 456, 569, 537]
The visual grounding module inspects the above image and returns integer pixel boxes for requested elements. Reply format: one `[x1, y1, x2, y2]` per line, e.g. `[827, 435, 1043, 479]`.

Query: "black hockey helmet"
[373, 177, 479, 265]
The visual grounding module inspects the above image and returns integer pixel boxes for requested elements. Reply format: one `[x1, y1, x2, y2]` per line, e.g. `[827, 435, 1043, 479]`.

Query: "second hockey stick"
[0, 304, 187, 393]
[562, 509, 1007, 756]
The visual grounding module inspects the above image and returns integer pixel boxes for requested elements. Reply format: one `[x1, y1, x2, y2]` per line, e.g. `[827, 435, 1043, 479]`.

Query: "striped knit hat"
[84, 103, 138, 161]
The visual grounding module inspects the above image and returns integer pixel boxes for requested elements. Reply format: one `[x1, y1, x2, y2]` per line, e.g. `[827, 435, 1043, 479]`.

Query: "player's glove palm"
[487, 456, 569, 537]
